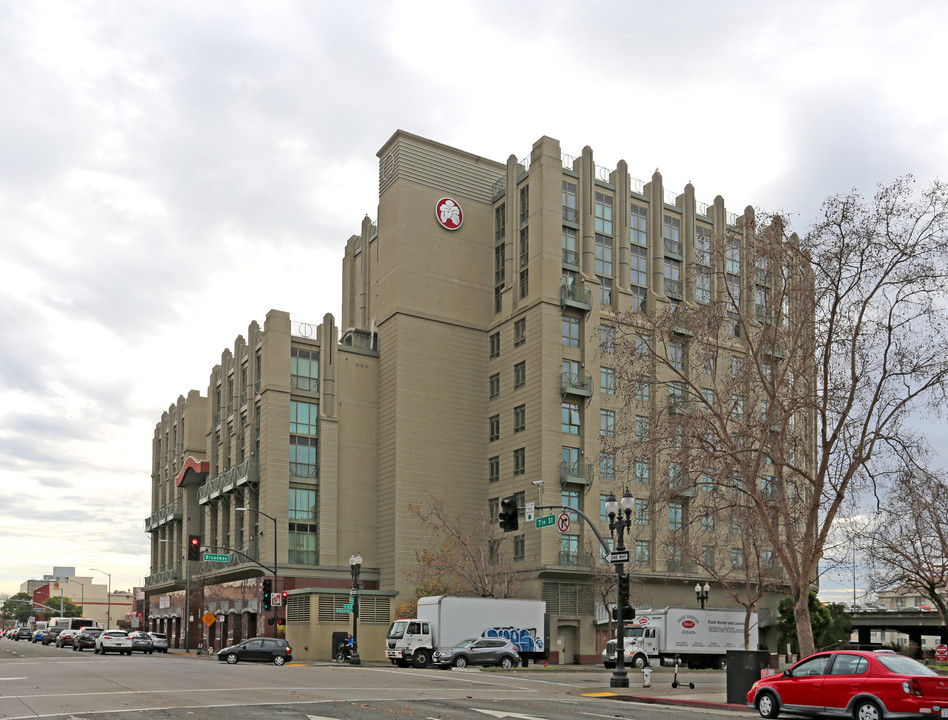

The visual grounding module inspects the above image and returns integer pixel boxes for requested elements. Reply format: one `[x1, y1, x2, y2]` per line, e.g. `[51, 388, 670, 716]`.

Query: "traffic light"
[281, 591, 288, 603]
[499, 496, 519, 532]
[612, 574, 635, 622]
[187, 535, 201, 561]
[262, 578, 272, 611]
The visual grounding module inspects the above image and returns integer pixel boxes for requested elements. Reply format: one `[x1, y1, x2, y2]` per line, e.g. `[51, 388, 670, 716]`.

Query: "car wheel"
[500, 656, 514, 670]
[226, 652, 239, 664]
[757, 691, 779, 719]
[273, 655, 286, 666]
[632, 654, 649, 669]
[854, 700, 881, 720]
[412, 649, 430, 668]
[453, 656, 468, 668]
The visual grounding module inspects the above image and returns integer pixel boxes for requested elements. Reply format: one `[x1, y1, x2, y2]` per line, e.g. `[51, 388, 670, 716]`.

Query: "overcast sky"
[1, 0, 946, 604]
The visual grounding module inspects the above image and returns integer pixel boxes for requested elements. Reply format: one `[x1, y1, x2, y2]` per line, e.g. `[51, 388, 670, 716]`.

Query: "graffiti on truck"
[484, 625, 544, 652]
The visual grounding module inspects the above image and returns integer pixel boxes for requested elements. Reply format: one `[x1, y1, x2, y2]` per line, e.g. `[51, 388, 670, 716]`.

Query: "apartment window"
[700, 544, 715, 569]
[731, 356, 745, 378]
[631, 204, 648, 246]
[494, 203, 506, 314]
[290, 400, 319, 436]
[561, 402, 580, 434]
[696, 267, 711, 304]
[668, 545, 684, 571]
[600, 409, 615, 437]
[519, 184, 529, 226]
[635, 378, 650, 402]
[489, 497, 499, 521]
[669, 502, 683, 531]
[560, 534, 579, 566]
[489, 373, 500, 400]
[519, 232, 529, 298]
[513, 448, 525, 476]
[668, 340, 684, 372]
[600, 452, 614, 480]
[514, 361, 526, 389]
[700, 470, 714, 491]
[630, 244, 648, 311]
[635, 416, 650, 442]
[600, 324, 615, 352]
[761, 475, 775, 500]
[562, 358, 580, 387]
[663, 215, 681, 255]
[495, 202, 506, 243]
[595, 234, 614, 305]
[290, 347, 320, 392]
[731, 395, 744, 420]
[664, 258, 682, 297]
[594, 192, 613, 235]
[762, 549, 776, 571]
[669, 381, 685, 404]
[700, 507, 714, 530]
[635, 498, 650, 524]
[514, 318, 526, 346]
[635, 540, 651, 565]
[731, 547, 745, 569]
[558, 226, 580, 268]
[289, 435, 318, 478]
[489, 456, 499, 484]
[600, 367, 615, 394]
[562, 181, 578, 223]
[701, 387, 714, 408]
[288, 487, 318, 565]
[635, 457, 650, 483]
[726, 234, 741, 274]
[600, 494, 611, 522]
[489, 414, 500, 442]
[562, 316, 581, 347]
[489, 332, 501, 359]
[561, 487, 579, 524]
[513, 535, 525, 561]
[513, 404, 526, 433]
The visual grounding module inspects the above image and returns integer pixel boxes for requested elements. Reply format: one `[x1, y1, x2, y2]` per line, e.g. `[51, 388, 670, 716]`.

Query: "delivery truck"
[602, 606, 757, 670]
[386, 595, 549, 668]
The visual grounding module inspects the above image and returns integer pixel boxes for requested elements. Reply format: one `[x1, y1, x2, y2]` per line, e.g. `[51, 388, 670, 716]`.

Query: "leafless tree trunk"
[405, 494, 523, 599]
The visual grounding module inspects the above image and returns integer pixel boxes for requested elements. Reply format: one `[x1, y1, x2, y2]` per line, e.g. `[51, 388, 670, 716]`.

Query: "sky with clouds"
[1, 0, 946, 603]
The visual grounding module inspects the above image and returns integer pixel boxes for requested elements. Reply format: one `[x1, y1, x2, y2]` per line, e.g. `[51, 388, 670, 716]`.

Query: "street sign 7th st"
[535, 515, 555, 528]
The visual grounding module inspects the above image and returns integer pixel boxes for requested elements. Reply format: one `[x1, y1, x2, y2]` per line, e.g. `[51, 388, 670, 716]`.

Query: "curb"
[613, 694, 751, 712]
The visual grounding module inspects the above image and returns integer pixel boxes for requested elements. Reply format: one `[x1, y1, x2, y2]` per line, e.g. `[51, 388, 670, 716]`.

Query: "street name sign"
[203, 553, 230, 562]
[535, 515, 555, 528]
[334, 606, 353, 614]
[607, 551, 630, 564]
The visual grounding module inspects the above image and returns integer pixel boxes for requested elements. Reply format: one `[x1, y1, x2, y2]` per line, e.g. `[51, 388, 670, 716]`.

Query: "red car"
[747, 650, 948, 719]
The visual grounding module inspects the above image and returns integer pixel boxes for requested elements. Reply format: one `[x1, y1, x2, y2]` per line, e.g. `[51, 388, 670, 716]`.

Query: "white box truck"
[386, 595, 549, 668]
[602, 607, 757, 670]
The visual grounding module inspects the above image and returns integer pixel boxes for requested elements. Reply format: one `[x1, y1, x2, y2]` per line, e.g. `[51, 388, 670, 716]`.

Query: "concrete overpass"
[849, 610, 947, 647]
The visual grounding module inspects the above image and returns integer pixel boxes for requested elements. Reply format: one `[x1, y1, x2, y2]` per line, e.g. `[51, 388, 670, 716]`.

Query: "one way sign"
[607, 551, 630, 564]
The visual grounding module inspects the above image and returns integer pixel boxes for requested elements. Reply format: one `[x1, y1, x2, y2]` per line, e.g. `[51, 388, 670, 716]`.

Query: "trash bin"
[726, 650, 771, 705]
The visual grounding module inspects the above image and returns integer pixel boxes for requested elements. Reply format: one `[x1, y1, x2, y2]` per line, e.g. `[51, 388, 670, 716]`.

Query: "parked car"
[42, 626, 64, 645]
[146, 631, 169, 653]
[72, 627, 103, 651]
[217, 637, 292, 666]
[748, 649, 948, 719]
[55, 628, 77, 648]
[14, 627, 32, 641]
[432, 637, 520, 669]
[128, 631, 154, 653]
[95, 630, 132, 655]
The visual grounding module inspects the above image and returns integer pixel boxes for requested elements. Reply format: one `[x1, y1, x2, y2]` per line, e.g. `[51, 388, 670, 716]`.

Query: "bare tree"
[861, 467, 948, 626]
[405, 494, 523, 599]
[604, 177, 948, 658]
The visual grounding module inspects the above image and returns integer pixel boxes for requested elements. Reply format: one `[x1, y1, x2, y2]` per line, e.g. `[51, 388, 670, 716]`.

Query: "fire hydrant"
[643, 667, 651, 687]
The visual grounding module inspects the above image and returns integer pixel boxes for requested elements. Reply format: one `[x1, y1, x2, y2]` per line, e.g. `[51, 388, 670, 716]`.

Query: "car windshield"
[876, 654, 940, 676]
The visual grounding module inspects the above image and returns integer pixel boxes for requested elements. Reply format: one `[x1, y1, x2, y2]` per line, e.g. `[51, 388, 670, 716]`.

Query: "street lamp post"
[695, 582, 710, 609]
[348, 553, 362, 665]
[90, 568, 112, 629]
[605, 490, 635, 689]
[236, 507, 278, 637]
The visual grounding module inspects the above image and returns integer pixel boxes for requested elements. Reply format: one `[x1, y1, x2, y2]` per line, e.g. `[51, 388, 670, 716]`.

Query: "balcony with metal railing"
[561, 371, 592, 398]
[560, 460, 594, 486]
[562, 206, 579, 224]
[198, 459, 256, 505]
[144, 500, 182, 533]
[560, 283, 591, 311]
[562, 248, 579, 268]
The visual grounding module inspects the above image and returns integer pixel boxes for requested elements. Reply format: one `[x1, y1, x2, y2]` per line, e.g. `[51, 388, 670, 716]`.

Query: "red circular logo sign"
[938, 644, 947, 655]
[637, 617, 649, 625]
[435, 197, 463, 230]
[681, 620, 696, 629]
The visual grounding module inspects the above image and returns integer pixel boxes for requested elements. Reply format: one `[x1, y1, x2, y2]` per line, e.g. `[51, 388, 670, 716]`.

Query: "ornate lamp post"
[605, 490, 635, 688]
[237, 507, 279, 637]
[348, 553, 363, 665]
[695, 582, 710, 609]
[90, 568, 112, 628]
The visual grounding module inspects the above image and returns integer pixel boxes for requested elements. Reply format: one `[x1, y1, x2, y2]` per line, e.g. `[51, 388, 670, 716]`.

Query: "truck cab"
[385, 619, 432, 668]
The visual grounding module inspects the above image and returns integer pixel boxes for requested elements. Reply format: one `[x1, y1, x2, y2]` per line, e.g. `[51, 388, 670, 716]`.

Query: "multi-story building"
[144, 130, 803, 661]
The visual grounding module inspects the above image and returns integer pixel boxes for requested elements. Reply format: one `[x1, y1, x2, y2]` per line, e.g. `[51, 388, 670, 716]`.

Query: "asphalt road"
[0, 637, 751, 720]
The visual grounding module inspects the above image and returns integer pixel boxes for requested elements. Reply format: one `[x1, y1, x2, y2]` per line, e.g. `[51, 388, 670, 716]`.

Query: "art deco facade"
[144, 130, 805, 661]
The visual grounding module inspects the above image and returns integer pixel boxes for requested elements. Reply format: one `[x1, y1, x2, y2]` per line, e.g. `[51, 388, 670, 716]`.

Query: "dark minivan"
[217, 637, 292, 666]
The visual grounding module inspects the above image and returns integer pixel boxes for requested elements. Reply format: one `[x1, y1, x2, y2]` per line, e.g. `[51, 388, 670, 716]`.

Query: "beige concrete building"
[144, 130, 801, 662]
